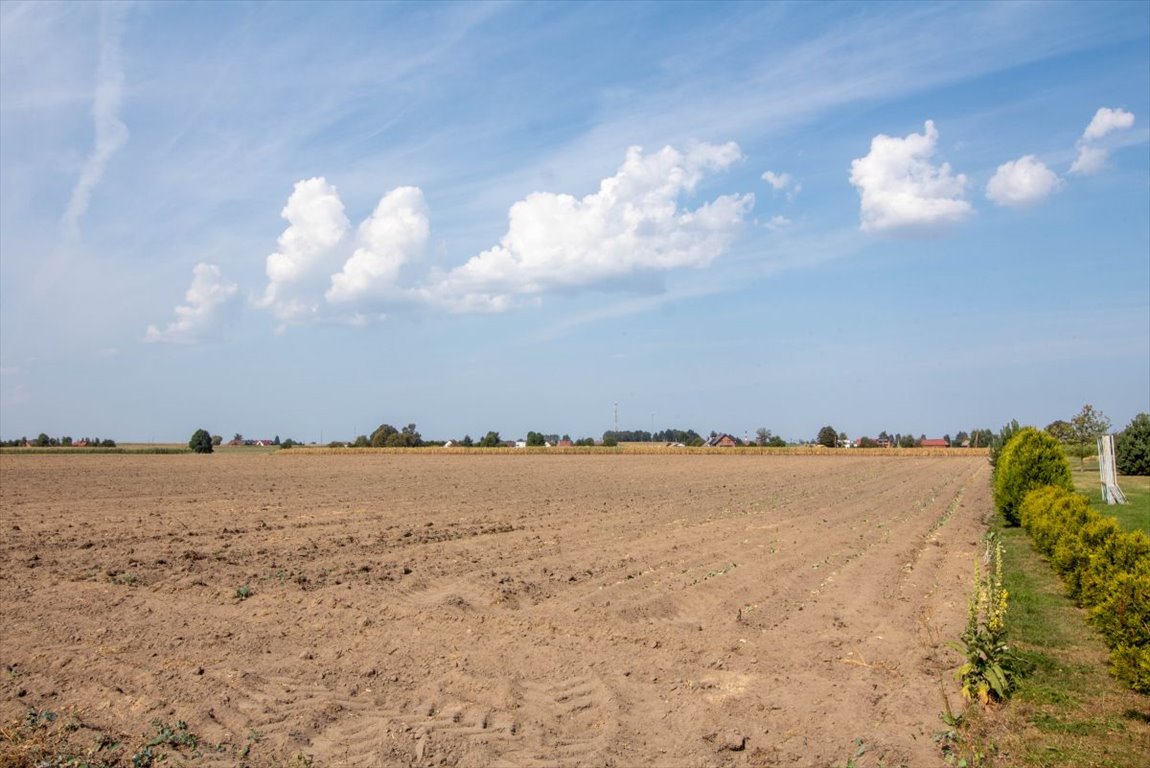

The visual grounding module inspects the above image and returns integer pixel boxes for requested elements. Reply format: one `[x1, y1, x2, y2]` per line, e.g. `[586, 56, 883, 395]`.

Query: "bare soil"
[0, 453, 991, 767]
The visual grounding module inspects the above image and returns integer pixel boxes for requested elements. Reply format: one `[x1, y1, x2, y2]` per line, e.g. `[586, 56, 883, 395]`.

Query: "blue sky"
[2, 1, 1148, 444]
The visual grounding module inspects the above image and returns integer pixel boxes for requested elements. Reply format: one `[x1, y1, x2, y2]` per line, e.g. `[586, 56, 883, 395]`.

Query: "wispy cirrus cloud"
[59, 3, 129, 242]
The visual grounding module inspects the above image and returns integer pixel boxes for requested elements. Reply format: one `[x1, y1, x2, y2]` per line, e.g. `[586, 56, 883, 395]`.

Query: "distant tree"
[189, 428, 213, 454]
[766, 434, 786, 447]
[233, 433, 243, 442]
[61, 436, 72, 447]
[954, 430, 970, 446]
[1071, 404, 1111, 447]
[352, 435, 370, 447]
[1044, 420, 1074, 443]
[838, 431, 849, 447]
[988, 420, 1021, 471]
[281, 438, 296, 449]
[602, 430, 651, 444]
[943, 434, 951, 446]
[369, 423, 422, 448]
[561, 434, 571, 442]
[970, 429, 995, 448]
[273, 435, 281, 446]
[816, 426, 837, 448]
[400, 423, 423, 447]
[100, 439, 116, 448]
[211, 434, 223, 446]
[526, 431, 546, 446]
[602, 433, 619, 447]
[858, 437, 879, 448]
[36, 433, 50, 447]
[460, 434, 474, 447]
[654, 428, 694, 443]
[898, 434, 918, 448]
[479, 431, 502, 448]
[370, 424, 398, 447]
[688, 436, 705, 447]
[1115, 413, 1150, 476]
[755, 428, 771, 446]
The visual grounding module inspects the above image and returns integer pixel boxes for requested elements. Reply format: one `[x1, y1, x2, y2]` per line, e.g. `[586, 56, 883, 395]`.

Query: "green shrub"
[1109, 645, 1150, 695]
[1079, 528, 1150, 608]
[1116, 412, 1150, 476]
[1020, 485, 1088, 554]
[994, 428, 1073, 526]
[1052, 516, 1120, 601]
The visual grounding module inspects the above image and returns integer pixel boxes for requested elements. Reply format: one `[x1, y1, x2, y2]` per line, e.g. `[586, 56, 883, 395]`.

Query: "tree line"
[1, 434, 116, 448]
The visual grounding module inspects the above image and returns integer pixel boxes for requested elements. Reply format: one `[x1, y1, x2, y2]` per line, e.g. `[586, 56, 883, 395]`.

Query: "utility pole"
[614, 402, 618, 436]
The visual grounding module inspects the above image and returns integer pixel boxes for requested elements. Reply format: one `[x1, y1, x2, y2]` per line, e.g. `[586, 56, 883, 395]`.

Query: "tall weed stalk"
[956, 534, 1019, 704]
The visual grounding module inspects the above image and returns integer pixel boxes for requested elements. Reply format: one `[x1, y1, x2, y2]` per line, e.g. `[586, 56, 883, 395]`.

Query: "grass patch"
[1071, 468, 1150, 534]
[951, 517, 1150, 766]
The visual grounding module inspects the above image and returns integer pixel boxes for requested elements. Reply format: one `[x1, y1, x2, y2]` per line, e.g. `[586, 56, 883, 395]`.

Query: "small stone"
[718, 730, 746, 751]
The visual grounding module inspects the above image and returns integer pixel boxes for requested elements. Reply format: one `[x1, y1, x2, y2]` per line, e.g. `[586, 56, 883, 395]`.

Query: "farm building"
[920, 438, 949, 448]
[705, 434, 739, 448]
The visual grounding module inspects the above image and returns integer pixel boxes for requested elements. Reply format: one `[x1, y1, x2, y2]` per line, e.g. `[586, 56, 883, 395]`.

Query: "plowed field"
[1, 453, 991, 767]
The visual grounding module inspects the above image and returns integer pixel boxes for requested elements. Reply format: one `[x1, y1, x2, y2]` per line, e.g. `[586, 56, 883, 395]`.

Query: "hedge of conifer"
[1019, 485, 1150, 693]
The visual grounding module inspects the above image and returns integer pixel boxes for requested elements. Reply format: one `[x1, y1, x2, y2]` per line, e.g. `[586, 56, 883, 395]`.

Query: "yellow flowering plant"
[955, 534, 1019, 704]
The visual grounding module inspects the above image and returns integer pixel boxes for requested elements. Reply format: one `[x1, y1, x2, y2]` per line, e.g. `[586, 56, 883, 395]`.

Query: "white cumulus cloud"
[766, 215, 791, 231]
[327, 186, 429, 304]
[985, 155, 1062, 208]
[424, 143, 753, 312]
[1082, 107, 1135, 141]
[1071, 107, 1136, 175]
[1069, 145, 1108, 175]
[256, 177, 349, 322]
[762, 169, 801, 200]
[761, 170, 792, 190]
[849, 120, 971, 236]
[145, 263, 238, 344]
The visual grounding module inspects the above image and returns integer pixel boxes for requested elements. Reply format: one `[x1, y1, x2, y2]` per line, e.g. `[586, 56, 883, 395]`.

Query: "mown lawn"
[1071, 467, 1150, 534]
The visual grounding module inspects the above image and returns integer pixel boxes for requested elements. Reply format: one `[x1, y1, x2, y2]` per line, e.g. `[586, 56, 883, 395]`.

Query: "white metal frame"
[1097, 434, 1127, 505]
